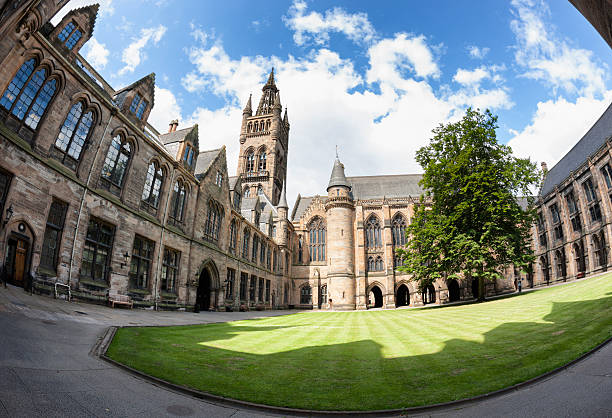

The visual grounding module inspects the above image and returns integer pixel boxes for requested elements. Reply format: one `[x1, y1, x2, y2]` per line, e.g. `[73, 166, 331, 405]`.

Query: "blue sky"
[53, 0, 612, 204]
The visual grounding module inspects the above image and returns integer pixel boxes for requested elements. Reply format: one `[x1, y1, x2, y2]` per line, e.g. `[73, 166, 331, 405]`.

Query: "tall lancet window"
[308, 217, 326, 262]
[365, 215, 382, 249]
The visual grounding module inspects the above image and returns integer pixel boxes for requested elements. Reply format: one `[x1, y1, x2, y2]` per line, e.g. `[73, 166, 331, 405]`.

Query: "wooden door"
[14, 239, 27, 286]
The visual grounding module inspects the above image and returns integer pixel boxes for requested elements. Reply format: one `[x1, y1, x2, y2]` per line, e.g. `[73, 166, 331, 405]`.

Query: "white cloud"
[283, 0, 376, 46]
[366, 33, 441, 86]
[51, 0, 114, 25]
[118, 25, 167, 76]
[148, 87, 183, 133]
[508, 94, 612, 169]
[453, 67, 491, 86]
[83, 37, 109, 69]
[467, 45, 489, 59]
[510, 0, 607, 98]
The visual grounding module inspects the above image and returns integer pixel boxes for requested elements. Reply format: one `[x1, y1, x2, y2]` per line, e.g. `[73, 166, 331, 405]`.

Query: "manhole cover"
[166, 405, 194, 416]
[74, 311, 88, 315]
[42, 320, 56, 325]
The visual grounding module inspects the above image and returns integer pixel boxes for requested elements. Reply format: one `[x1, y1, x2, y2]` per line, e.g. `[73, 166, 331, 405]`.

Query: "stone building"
[529, 103, 612, 287]
[9, 0, 597, 313]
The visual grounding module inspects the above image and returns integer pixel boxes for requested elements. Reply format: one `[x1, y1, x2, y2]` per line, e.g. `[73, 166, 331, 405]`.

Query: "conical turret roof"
[278, 180, 288, 208]
[327, 158, 351, 191]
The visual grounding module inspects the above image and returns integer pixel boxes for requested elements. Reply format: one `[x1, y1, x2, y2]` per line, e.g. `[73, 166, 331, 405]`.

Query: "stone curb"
[97, 323, 612, 417]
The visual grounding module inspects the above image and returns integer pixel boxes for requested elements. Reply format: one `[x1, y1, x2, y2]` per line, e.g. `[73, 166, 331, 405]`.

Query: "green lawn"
[107, 274, 612, 411]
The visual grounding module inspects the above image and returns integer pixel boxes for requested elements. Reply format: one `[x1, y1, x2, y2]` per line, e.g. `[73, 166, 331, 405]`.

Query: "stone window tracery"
[300, 285, 312, 304]
[0, 58, 58, 130]
[308, 217, 326, 262]
[242, 228, 250, 259]
[367, 255, 384, 272]
[169, 179, 187, 225]
[246, 151, 255, 172]
[101, 134, 131, 194]
[365, 215, 382, 249]
[57, 21, 82, 50]
[259, 150, 266, 170]
[53, 101, 94, 170]
[204, 200, 223, 242]
[141, 161, 164, 209]
[229, 220, 237, 253]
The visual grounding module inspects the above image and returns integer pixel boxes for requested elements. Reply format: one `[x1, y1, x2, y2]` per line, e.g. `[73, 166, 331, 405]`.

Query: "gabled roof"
[61, 4, 99, 38]
[347, 174, 424, 200]
[113, 73, 156, 108]
[194, 148, 222, 179]
[158, 125, 197, 146]
[291, 195, 313, 221]
[540, 101, 612, 197]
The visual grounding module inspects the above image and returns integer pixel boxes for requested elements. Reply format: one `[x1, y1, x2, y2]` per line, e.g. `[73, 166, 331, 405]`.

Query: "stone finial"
[243, 94, 252, 115]
[541, 161, 548, 174]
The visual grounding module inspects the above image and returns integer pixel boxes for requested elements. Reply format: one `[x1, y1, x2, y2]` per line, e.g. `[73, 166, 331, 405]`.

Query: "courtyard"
[107, 274, 612, 411]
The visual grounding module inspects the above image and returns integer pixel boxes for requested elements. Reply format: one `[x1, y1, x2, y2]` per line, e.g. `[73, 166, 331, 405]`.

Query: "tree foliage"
[397, 108, 541, 300]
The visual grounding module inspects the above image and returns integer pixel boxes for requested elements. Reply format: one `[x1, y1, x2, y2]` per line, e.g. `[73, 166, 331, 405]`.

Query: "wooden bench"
[108, 290, 133, 309]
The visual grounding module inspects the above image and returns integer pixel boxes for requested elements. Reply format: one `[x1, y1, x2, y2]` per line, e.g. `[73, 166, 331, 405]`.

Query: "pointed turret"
[278, 180, 288, 209]
[243, 94, 252, 116]
[327, 157, 351, 191]
[283, 108, 289, 126]
[256, 68, 279, 115]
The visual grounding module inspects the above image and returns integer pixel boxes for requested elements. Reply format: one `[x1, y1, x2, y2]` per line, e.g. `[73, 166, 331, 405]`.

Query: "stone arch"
[395, 282, 410, 307]
[2, 218, 36, 289]
[367, 281, 386, 309]
[195, 258, 221, 311]
[422, 283, 436, 304]
[447, 278, 460, 302]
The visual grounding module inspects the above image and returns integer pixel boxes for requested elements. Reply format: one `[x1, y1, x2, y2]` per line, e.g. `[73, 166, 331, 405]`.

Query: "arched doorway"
[369, 286, 383, 308]
[447, 279, 460, 302]
[196, 268, 212, 311]
[396, 284, 409, 307]
[3, 221, 35, 289]
[422, 284, 436, 305]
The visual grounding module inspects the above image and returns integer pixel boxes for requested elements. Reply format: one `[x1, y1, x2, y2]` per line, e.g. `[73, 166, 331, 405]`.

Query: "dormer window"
[183, 144, 194, 166]
[129, 93, 148, 120]
[58, 21, 82, 50]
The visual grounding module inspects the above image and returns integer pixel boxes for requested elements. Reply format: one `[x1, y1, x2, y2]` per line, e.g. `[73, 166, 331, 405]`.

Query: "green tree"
[397, 108, 540, 301]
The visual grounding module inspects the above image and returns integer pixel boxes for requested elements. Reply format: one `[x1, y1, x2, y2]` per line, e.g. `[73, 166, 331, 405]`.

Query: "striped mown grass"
[106, 274, 612, 411]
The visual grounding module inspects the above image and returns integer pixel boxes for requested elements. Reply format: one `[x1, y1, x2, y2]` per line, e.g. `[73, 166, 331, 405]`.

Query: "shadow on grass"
[108, 295, 612, 411]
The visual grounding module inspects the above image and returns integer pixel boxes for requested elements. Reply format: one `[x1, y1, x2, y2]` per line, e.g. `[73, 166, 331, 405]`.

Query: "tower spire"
[278, 180, 288, 209]
[256, 68, 279, 115]
[243, 93, 252, 115]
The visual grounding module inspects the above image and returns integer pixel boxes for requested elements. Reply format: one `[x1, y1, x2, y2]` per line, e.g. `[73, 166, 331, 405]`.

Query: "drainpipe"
[68, 110, 115, 287]
[153, 166, 176, 310]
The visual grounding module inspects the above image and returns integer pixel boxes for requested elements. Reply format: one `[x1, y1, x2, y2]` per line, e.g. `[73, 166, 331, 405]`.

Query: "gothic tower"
[325, 157, 356, 310]
[237, 69, 290, 205]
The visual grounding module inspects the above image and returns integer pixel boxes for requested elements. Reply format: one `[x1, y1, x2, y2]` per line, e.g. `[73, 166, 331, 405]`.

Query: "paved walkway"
[0, 284, 610, 417]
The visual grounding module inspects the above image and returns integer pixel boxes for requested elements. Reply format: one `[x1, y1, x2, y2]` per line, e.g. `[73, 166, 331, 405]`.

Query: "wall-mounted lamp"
[120, 251, 130, 269]
[3, 204, 13, 228]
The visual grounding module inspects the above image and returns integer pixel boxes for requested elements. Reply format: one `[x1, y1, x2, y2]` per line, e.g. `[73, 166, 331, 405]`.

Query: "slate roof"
[328, 158, 350, 190]
[158, 126, 193, 145]
[291, 196, 313, 221]
[194, 148, 221, 179]
[541, 101, 612, 197]
[347, 174, 424, 200]
[228, 176, 239, 191]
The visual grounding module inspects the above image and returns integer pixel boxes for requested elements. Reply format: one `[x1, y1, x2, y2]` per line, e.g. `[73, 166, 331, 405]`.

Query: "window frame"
[161, 247, 180, 294]
[129, 235, 155, 290]
[80, 217, 115, 283]
[40, 199, 68, 272]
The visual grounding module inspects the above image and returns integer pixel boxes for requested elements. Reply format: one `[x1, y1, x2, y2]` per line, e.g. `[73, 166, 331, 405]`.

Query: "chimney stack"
[168, 119, 179, 133]
[541, 161, 548, 174]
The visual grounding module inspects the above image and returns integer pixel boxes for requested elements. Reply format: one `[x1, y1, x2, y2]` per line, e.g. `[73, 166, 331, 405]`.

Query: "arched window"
[141, 161, 164, 209]
[252, 234, 259, 262]
[259, 150, 266, 170]
[101, 135, 131, 194]
[246, 151, 255, 172]
[367, 255, 384, 272]
[257, 185, 264, 196]
[242, 228, 250, 259]
[53, 101, 94, 169]
[308, 217, 326, 262]
[58, 21, 82, 50]
[392, 213, 407, 247]
[244, 187, 250, 198]
[300, 285, 312, 304]
[260, 241, 266, 264]
[0, 59, 57, 130]
[169, 180, 187, 224]
[392, 213, 407, 268]
[365, 215, 382, 249]
[205, 200, 223, 242]
[298, 235, 303, 263]
[229, 220, 237, 253]
[247, 122, 252, 133]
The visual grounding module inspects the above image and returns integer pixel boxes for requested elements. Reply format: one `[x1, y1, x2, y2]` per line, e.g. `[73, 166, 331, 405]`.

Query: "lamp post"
[3, 204, 13, 228]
